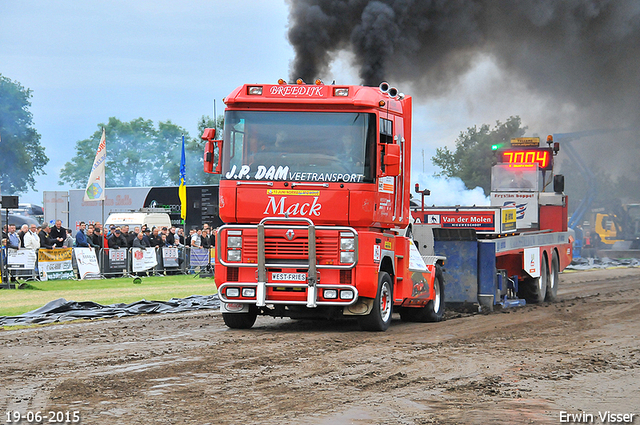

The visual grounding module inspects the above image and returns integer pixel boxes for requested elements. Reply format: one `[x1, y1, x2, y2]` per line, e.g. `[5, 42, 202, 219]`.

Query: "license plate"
[271, 272, 307, 282]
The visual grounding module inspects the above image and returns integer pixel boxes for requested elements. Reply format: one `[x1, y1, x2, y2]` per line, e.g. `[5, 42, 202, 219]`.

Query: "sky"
[2, 0, 621, 207]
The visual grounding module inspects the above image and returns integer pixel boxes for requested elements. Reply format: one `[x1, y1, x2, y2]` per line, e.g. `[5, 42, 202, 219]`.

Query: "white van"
[104, 212, 171, 231]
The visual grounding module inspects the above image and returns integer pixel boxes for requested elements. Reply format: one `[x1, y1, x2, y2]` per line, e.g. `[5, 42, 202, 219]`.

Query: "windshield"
[491, 164, 540, 192]
[222, 111, 376, 183]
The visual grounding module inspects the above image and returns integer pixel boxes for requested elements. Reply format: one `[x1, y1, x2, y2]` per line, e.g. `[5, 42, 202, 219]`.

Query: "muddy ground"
[1, 268, 639, 425]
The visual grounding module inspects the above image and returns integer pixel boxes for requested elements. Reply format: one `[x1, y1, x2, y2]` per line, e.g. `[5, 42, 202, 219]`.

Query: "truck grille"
[244, 235, 338, 261]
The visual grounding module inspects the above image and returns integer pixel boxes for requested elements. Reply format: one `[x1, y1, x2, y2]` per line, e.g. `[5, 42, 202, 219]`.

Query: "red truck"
[203, 81, 572, 330]
[203, 81, 443, 331]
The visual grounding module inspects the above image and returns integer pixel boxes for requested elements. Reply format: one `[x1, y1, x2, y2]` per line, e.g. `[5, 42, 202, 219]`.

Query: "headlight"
[242, 288, 256, 297]
[323, 289, 338, 299]
[340, 238, 355, 251]
[340, 251, 355, 264]
[227, 250, 242, 262]
[226, 287, 240, 297]
[227, 236, 242, 248]
[340, 290, 354, 300]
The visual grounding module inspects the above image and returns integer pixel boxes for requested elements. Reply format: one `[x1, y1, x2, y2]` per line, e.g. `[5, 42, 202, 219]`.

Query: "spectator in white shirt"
[23, 224, 41, 250]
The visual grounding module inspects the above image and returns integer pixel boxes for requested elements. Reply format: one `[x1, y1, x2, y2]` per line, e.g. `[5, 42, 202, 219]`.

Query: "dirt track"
[2, 268, 639, 425]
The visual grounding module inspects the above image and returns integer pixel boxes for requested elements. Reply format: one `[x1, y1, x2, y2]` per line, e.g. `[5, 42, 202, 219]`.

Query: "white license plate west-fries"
[271, 272, 307, 282]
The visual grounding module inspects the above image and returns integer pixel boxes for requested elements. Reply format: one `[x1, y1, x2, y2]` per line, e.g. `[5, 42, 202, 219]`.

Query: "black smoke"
[287, 0, 640, 127]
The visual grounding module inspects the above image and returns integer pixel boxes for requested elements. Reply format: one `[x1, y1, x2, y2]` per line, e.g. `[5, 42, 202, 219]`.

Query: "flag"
[179, 134, 187, 223]
[84, 128, 106, 201]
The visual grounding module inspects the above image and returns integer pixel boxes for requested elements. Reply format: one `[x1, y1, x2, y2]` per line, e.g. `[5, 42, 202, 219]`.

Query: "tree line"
[3, 73, 638, 216]
[430, 116, 640, 215]
[58, 115, 222, 188]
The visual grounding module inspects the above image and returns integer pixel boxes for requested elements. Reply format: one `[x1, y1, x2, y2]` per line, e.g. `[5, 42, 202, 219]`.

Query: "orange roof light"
[314, 79, 324, 85]
[278, 79, 287, 85]
[296, 78, 305, 85]
[379, 100, 386, 107]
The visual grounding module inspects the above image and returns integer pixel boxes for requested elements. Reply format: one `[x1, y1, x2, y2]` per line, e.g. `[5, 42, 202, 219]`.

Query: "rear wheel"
[222, 306, 258, 329]
[518, 255, 548, 304]
[358, 272, 393, 331]
[400, 267, 445, 322]
[546, 251, 559, 302]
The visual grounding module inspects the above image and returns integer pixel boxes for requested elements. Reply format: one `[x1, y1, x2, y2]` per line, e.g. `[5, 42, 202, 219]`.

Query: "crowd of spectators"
[2, 220, 216, 251]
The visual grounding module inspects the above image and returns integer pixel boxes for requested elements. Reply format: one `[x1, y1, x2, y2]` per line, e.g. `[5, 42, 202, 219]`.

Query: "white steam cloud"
[411, 172, 489, 207]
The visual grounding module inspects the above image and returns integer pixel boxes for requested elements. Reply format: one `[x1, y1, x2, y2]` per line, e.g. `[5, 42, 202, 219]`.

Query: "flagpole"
[179, 134, 187, 227]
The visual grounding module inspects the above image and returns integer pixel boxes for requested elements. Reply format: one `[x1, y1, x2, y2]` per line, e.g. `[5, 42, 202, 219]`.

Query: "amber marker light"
[296, 78, 305, 85]
[379, 100, 386, 107]
[278, 79, 287, 85]
[315, 79, 324, 85]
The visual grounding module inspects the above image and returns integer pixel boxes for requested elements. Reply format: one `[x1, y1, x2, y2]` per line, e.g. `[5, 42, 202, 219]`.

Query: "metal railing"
[0, 246, 215, 283]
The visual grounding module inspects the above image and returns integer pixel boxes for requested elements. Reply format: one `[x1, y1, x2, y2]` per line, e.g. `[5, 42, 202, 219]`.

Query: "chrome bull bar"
[217, 217, 358, 308]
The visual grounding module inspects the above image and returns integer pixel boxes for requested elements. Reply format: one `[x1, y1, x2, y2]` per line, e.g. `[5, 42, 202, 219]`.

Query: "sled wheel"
[546, 251, 560, 302]
[222, 306, 258, 329]
[358, 272, 393, 331]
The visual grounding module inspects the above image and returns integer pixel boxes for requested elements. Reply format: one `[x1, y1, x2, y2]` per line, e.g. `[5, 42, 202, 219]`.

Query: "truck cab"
[204, 81, 443, 331]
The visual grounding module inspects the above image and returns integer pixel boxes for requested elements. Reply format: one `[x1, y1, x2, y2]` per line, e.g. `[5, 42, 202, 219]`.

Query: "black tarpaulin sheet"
[566, 257, 640, 271]
[0, 295, 220, 326]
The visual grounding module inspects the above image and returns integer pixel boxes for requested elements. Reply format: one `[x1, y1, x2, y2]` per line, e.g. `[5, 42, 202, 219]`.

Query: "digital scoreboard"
[499, 148, 553, 171]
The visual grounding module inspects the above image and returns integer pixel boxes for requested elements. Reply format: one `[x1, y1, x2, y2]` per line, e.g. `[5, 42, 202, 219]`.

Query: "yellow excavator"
[593, 204, 640, 250]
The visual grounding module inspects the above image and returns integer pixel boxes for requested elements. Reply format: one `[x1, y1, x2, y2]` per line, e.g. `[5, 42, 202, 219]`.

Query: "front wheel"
[222, 306, 258, 329]
[358, 272, 393, 331]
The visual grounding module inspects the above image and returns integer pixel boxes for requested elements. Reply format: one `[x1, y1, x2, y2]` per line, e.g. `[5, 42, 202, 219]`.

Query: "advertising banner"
[491, 192, 539, 229]
[108, 248, 127, 269]
[38, 248, 74, 281]
[162, 247, 179, 268]
[74, 248, 101, 279]
[132, 247, 158, 272]
[7, 249, 37, 270]
[209, 248, 216, 265]
[84, 128, 106, 201]
[190, 247, 209, 267]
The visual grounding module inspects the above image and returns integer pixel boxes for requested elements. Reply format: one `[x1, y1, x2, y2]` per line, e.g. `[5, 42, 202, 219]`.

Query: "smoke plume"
[287, 0, 640, 127]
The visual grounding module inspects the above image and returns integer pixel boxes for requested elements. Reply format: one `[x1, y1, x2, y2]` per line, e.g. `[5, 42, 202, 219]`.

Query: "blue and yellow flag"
[179, 134, 187, 223]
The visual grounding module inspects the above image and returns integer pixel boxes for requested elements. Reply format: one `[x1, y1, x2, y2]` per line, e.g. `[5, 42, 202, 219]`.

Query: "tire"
[518, 255, 548, 304]
[222, 306, 258, 329]
[358, 272, 393, 331]
[546, 251, 559, 302]
[399, 267, 445, 322]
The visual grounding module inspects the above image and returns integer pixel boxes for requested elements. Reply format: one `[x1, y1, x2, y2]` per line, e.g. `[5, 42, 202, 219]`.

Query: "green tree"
[431, 116, 526, 195]
[59, 117, 188, 188]
[185, 115, 223, 185]
[0, 74, 49, 194]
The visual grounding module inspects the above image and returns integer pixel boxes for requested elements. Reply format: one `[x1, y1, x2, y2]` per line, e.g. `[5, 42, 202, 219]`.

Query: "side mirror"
[554, 174, 564, 193]
[383, 144, 401, 176]
[202, 128, 223, 174]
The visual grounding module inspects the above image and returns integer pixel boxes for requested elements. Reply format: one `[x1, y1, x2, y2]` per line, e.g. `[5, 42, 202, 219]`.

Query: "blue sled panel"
[478, 241, 497, 302]
[434, 240, 478, 303]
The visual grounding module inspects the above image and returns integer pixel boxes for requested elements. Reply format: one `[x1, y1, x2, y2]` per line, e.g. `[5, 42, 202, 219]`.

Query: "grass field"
[0, 275, 218, 317]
